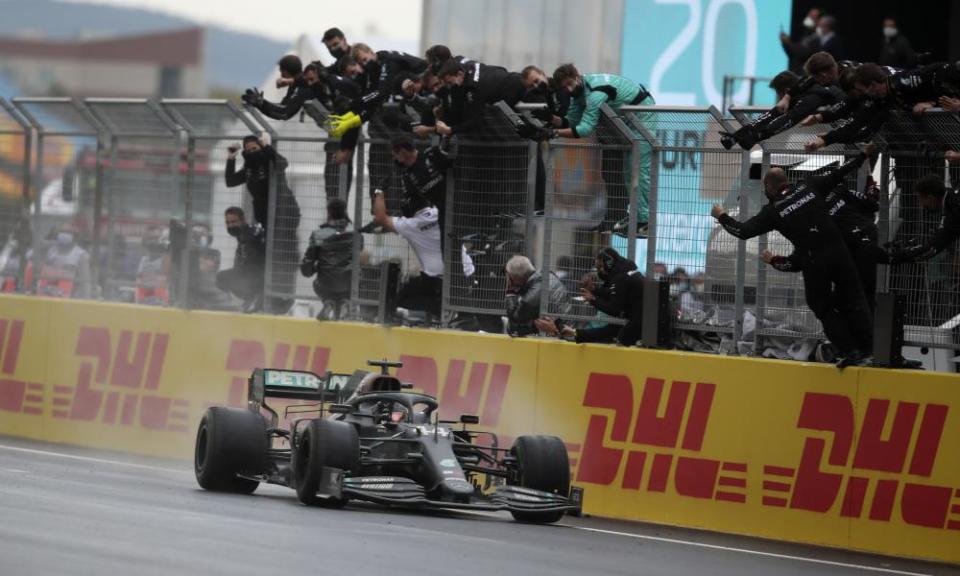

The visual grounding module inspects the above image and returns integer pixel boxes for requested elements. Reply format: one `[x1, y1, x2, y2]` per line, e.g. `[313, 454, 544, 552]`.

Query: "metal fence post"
[180, 133, 197, 309]
[351, 142, 366, 309]
[524, 140, 539, 260]
[0, 98, 33, 292]
[441, 165, 456, 326]
[538, 143, 556, 319]
[876, 153, 892, 295]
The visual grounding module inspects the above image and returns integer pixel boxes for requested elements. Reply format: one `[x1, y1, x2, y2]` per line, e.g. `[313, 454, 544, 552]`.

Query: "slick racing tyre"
[509, 435, 571, 523]
[195, 407, 268, 494]
[293, 419, 359, 507]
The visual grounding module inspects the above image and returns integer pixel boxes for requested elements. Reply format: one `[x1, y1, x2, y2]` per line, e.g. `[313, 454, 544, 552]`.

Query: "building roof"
[0, 27, 203, 67]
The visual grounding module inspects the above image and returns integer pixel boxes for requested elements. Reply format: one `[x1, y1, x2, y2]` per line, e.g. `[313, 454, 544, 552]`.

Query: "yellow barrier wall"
[1, 295, 959, 563]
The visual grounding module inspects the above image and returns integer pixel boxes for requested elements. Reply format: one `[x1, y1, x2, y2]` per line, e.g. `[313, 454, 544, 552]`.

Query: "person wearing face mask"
[813, 15, 845, 61]
[136, 226, 170, 305]
[322, 28, 351, 73]
[40, 227, 92, 299]
[720, 53, 847, 150]
[535, 248, 645, 345]
[711, 147, 875, 368]
[434, 59, 527, 136]
[225, 135, 300, 314]
[878, 17, 916, 70]
[780, 7, 822, 74]
[216, 207, 266, 312]
[535, 63, 655, 236]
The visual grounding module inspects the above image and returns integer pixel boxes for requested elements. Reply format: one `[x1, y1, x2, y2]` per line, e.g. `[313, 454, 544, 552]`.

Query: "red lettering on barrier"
[577, 373, 632, 486]
[396, 354, 511, 426]
[764, 391, 959, 533]
[50, 326, 187, 432]
[853, 399, 918, 473]
[577, 373, 733, 504]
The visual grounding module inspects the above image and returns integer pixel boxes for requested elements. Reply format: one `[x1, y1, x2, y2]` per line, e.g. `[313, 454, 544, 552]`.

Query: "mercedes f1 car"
[194, 360, 578, 523]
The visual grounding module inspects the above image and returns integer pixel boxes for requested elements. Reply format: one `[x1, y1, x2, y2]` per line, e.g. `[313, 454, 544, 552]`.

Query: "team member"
[536, 248, 646, 346]
[887, 172, 960, 263]
[216, 207, 266, 312]
[720, 52, 846, 150]
[391, 134, 451, 238]
[543, 64, 656, 235]
[434, 59, 526, 136]
[301, 198, 358, 320]
[761, 175, 882, 312]
[711, 148, 876, 367]
[225, 136, 300, 313]
[370, 187, 474, 319]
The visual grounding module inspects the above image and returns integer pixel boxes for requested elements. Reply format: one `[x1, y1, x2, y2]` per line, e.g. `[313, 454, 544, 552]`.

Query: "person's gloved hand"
[531, 108, 554, 123]
[326, 111, 362, 137]
[516, 121, 556, 141]
[241, 88, 264, 107]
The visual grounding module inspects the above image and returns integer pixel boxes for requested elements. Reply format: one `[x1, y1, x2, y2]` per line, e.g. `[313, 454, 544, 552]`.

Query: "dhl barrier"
[0, 294, 958, 563]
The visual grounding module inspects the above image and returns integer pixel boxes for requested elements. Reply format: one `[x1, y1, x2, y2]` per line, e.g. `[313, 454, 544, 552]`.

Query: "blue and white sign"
[621, 0, 791, 108]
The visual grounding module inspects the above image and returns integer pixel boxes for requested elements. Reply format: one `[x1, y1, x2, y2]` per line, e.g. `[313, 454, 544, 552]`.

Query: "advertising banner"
[1, 295, 958, 563]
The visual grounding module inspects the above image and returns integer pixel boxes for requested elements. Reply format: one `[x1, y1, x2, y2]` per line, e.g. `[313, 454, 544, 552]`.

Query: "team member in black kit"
[761, 173, 882, 312]
[435, 59, 526, 136]
[887, 171, 960, 263]
[711, 147, 875, 367]
[390, 133, 451, 238]
[225, 136, 300, 313]
[720, 52, 846, 150]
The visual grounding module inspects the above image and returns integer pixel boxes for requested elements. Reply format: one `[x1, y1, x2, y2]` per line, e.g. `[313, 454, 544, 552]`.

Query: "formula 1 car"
[194, 360, 578, 523]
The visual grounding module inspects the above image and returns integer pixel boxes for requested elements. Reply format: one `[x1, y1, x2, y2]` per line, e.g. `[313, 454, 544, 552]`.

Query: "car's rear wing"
[249, 368, 335, 403]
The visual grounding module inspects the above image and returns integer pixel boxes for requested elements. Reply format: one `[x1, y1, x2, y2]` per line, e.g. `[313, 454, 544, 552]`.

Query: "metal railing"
[0, 96, 957, 358]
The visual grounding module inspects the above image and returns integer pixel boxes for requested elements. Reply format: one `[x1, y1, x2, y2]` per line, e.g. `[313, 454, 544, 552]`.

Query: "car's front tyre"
[195, 407, 268, 494]
[508, 435, 571, 524]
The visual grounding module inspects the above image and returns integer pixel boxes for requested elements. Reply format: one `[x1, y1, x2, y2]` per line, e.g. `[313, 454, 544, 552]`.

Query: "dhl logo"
[0, 318, 43, 415]
[576, 373, 746, 503]
[52, 327, 190, 432]
[764, 392, 959, 531]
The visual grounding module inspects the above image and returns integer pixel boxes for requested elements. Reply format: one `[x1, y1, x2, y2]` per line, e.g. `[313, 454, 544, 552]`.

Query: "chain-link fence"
[1, 96, 958, 362]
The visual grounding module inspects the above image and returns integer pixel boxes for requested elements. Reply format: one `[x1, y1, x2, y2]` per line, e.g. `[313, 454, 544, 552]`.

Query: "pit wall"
[1, 295, 958, 564]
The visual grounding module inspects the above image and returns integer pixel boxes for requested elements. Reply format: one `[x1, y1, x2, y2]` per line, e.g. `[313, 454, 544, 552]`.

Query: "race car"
[194, 359, 578, 523]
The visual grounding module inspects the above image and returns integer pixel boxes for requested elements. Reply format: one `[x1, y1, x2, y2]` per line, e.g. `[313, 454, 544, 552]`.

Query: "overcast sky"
[63, 0, 423, 44]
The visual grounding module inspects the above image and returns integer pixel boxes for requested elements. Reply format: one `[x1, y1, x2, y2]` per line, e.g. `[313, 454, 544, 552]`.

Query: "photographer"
[536, 248, 645, 345]
[215, 207, 265, 312]
[504, 255, 569, 336]
[300, 198, 359, 320]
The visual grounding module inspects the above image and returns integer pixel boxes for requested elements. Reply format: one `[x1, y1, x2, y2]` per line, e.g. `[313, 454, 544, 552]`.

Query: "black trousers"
[398, 273, 442, 317]
[801, 247, 874, 356]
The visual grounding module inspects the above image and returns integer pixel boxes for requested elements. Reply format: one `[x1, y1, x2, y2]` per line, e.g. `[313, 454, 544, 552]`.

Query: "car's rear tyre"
[195, 407, 268, 494]
[508, 435, 571, 523]
[293, 419, 359, 507]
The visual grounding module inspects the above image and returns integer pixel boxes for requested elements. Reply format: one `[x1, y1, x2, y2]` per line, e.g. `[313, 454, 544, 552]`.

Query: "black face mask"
[329, 46, 346, 60]
[242, 149, 263, 166]
[363, 60, 380, 77]
[226, 225, 242, 238]
[571, 82, 585, 98]
[434, 86, 450, 99]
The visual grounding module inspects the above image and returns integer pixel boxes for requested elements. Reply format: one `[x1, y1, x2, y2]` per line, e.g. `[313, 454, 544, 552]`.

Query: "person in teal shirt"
[546, 63, 654, 235]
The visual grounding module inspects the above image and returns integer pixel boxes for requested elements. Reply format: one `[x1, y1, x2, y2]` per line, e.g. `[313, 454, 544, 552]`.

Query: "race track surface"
[0, 437, 955, 576]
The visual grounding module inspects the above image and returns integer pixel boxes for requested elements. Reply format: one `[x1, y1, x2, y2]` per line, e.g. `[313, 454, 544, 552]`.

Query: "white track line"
[0, 443, 192, 476]
[565, 526, 933, 576]
[0, 442, 936, 575]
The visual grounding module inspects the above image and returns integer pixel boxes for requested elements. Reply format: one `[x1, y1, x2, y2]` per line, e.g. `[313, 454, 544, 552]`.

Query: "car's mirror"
[400, 382, 414, 389]
[460, 414, 479, 425]
[328, 404, 352, 415]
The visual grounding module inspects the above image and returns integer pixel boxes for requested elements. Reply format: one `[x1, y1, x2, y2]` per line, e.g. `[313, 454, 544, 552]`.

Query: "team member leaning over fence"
[711, 146, 876, 368]
[524, 64, 656, 236]
[536, 248, 645, 345]
[760, 174, 883, 313]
